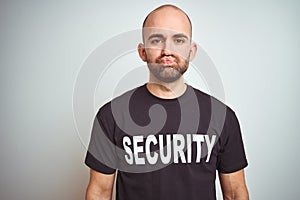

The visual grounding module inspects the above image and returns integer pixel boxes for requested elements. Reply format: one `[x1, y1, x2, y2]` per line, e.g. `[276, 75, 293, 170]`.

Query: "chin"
[155, 74, 182, 83]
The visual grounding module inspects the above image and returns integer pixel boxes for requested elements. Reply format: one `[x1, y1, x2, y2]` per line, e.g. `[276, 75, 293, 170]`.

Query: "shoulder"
[190, 85, 231, 111]
[190, 86, 223, 104]
[96, 84, 146, 117]
[190, 85, 238, 126]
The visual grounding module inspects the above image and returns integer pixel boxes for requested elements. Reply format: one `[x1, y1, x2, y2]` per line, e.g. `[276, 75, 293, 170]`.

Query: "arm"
[219, 169, 249, 200]
[86, 169, 116, 200]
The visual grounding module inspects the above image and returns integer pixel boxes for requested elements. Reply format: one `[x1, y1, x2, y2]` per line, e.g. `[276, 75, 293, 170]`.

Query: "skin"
[219, 170, 249, 200]
[86, 169, 115, 200]
[139, 5, 197, 98]
[86, 5, 249, 200]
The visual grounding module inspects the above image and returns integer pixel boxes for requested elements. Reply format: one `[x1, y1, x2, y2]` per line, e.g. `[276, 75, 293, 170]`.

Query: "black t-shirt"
[85, 84, 248, 200]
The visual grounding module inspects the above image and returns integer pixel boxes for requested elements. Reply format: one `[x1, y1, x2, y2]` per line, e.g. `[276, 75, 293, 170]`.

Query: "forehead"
[143, 27, 190, 40]
[143, 8, 191, 38]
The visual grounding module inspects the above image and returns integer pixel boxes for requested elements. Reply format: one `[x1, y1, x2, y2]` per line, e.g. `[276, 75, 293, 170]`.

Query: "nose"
[161, 39, 174, 56]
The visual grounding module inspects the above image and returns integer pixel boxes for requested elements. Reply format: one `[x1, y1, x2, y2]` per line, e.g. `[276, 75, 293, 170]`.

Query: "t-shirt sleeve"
[85, 104, 117, 174]
[217, 108, 248, 173]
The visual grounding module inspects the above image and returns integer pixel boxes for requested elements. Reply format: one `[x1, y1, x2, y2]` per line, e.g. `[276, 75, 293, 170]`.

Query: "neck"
[147, 76, 187, 99]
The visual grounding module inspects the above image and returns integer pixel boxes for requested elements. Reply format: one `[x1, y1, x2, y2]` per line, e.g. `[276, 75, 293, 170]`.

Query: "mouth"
[161, 59, 173, 65]
[159, 57, 176, 65]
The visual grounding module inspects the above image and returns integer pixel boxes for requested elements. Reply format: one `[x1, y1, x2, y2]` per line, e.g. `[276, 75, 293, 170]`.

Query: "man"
[85, 4, 249, 200]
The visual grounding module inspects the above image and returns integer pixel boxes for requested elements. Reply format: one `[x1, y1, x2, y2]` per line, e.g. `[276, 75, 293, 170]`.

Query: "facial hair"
[147, 55, 190, 83]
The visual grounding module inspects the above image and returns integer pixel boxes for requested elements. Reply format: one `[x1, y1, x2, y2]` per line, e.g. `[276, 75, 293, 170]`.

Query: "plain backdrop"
[1, 0, 300, 199]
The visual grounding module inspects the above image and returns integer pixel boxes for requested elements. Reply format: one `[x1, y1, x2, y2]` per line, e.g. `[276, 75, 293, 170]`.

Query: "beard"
[147, 55, 190, 83]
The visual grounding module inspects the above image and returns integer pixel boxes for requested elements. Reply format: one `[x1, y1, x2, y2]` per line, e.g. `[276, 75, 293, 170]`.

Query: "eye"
[150, 39, 163, 45]
[175, 38, 185, 44]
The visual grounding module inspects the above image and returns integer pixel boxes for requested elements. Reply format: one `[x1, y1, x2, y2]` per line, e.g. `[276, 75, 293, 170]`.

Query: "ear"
[189, 42, 198, 61]
[138, 43, 147, 62]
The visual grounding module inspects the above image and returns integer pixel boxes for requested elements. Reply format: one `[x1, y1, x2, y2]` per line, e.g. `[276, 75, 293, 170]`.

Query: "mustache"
[156, 56, 177, 64]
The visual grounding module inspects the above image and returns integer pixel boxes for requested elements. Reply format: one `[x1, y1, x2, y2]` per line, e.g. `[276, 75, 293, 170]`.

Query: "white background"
[1, 0, 299, 199]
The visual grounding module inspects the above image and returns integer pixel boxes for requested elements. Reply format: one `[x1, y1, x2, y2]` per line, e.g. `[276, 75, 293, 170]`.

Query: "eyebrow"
[173, 33, 189, 39]
[147, 34, 164, 40]
[147, 33, 189, 41]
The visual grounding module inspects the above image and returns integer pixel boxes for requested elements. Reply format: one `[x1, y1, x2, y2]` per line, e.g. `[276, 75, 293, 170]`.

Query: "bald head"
[138, 5, 198, 83]
[142, 4, 192, 38]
